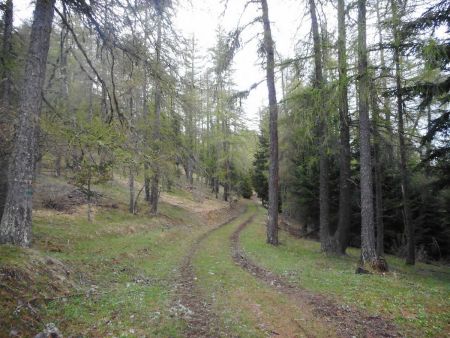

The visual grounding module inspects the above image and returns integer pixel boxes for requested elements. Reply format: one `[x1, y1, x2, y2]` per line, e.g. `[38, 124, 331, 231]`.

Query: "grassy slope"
[1, 175, 226, 337]
[240, 205, 450, 337]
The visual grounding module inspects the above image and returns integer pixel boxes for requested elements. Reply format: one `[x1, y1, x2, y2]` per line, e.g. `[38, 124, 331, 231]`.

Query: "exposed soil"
[173, 205, 246, 337]
[230, 216, 401, 338]
[34, 180, 115, 214]
[161, 193, 228, 214]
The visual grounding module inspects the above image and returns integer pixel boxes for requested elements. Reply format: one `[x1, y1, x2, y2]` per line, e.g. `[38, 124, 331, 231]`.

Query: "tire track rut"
[230, 214, 401, 338]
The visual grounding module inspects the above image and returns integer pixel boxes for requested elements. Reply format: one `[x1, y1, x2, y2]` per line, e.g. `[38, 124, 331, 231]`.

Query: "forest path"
[173, 204, 246, 337]
[180, 199, 401, 337]
[230, 203, 401, 338]
[182, 202, 338, 337]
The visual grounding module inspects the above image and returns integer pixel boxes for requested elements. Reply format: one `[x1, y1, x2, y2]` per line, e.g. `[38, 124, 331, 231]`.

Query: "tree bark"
[357, 0, 379, 267]
[335, 0, 352, 255]
[0, 0, 13, 221]
[55, 26, 69, 177]
[0, 0, 55, 246]
[129, 168, 135, 214]
[1, 0, 13, 108]
[87, 168, 92, 222]
[370, 82, 385, 257]
[214, 177, 219, 199]
[142, 7, 151, 202]
[129, 94, 136, 214]
[390, 0, 415, 265]
[150, 6, 163, 215]
[309, 0, 332, 252]
[261, 0, 279, 245]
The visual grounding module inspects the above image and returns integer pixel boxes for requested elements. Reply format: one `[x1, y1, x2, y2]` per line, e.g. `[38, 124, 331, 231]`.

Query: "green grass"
[0, 176, 213, 337]
[34, 203, 205, 337]
[240, 205, 450, 337]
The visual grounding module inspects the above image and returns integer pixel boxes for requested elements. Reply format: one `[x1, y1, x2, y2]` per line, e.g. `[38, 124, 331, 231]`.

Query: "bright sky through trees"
[12, 0, 445, 131]
[15, 0, 302, 129]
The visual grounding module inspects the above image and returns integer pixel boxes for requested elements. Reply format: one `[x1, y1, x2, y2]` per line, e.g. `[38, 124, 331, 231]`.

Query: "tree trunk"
[0, 0, 55, 247]
[150, 7, 163, 215]
[129, 94, 136, 215]
[142, 6, 151, 202]
[375, 0, 394, 163]
[223, 181, 229, 202]
[215, 178, 219, 199]
[55, 27, 69, 178]
[87, 169, 92, 222]
[54, 154, 62, 177]
[261, 0, 279, 245]
[309, 0, 332, 252]
[357, 0, 380, 268]
[370, 82, 385, 257]
[391, 0, 414, 265]
[0, 0, 13, 221]
[129, 168, 135, 214]
[335, 0, 352, 255]
[144, 163, 151, 201]
[1, 0, 13, 107]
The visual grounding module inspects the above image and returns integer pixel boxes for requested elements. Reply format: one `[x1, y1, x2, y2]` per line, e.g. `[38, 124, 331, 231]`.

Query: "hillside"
[1, 174, 448, 337]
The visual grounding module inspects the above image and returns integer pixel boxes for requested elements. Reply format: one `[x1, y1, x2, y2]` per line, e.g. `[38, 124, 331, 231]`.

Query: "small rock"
[355, 266, 371, 274]
[9, 329, 19, 337]
[34, 323, 62, 338]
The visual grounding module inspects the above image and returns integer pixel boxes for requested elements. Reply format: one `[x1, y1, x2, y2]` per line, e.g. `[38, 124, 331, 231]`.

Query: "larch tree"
[0, 0, 56, 246]
[373, 0, 390, 257]
[357, 0, 384, 270]
[149, 0, 164, 214]
[309, 0, 332, 252]
[1, 0, 12, 109]
[390, 0, 415, 265]
[0, 0, 13, 221]
[261, 0, 279, 245]
[335, 0, 352, 255]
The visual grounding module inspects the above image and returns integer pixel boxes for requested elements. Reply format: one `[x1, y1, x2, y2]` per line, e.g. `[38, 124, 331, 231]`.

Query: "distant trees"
[308, 0, 332, 253]
[0, 0, 448, 264]
[253, 0, 449, 264]
[252, 126, 269, 207]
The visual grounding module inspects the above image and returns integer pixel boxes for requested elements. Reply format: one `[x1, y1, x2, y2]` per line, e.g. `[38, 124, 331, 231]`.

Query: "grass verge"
[240, 205, 450, 337]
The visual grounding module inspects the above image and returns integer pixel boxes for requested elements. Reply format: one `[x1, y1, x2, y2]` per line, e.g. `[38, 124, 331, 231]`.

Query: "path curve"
[230, 214, 401, 338]
[173, 204, 246, 337]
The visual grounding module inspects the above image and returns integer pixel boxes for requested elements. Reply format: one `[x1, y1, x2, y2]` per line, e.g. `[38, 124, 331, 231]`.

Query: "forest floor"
[0, 174, 449, 337]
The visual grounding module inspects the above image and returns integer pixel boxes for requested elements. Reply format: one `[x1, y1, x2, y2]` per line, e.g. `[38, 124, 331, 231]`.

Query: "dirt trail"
[173, 205, 246, 337]
[230, 214, 401, 338]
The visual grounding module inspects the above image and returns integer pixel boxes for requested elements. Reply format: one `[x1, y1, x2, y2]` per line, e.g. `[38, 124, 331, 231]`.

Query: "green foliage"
[252, 125, 269, 207]
[239, 173, 253, 199]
